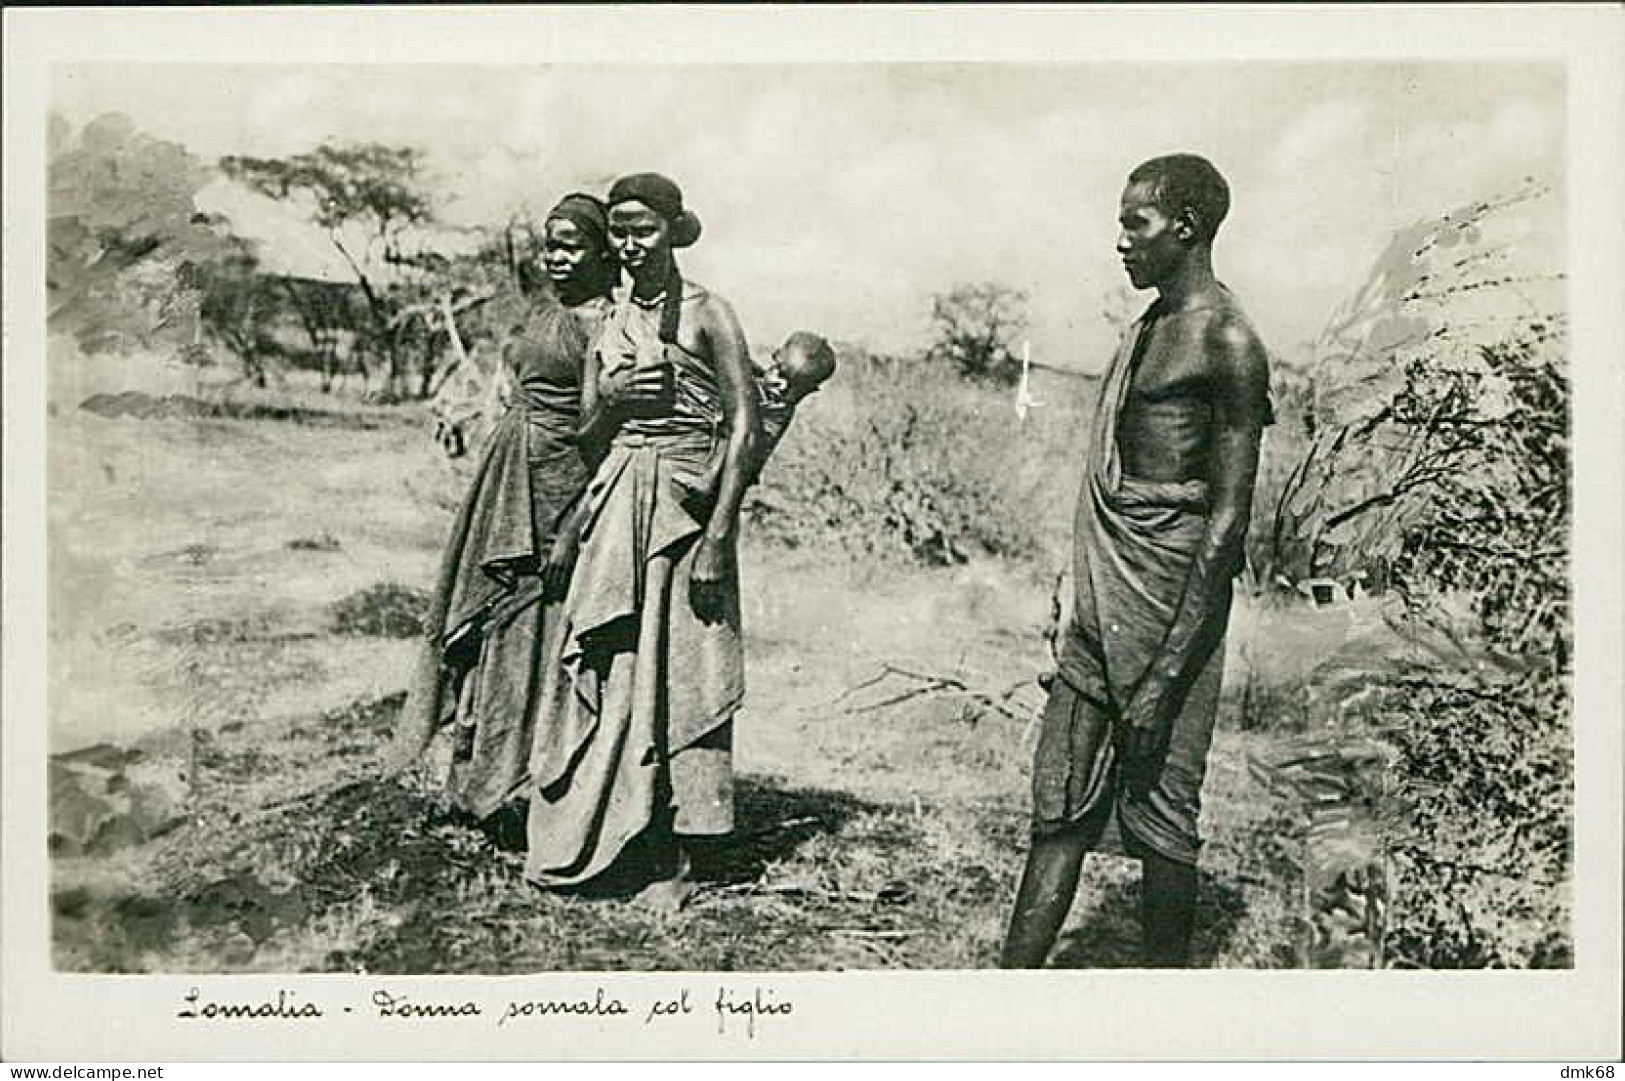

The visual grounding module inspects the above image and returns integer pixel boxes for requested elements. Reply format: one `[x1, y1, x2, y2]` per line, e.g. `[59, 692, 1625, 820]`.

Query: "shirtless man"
[1000, 154, 1272, 968]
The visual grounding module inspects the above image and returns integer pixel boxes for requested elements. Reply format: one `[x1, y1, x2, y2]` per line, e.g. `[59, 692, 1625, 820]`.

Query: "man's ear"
[1176, 207, 1200, 242]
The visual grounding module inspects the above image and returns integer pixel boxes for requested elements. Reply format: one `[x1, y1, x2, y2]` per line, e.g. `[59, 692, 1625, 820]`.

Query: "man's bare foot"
[632, 876, 699, 915]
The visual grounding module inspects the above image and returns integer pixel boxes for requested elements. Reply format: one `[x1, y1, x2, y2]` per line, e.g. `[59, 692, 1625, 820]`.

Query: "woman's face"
[541, 217, 601, 285]
[607, 201, 672, 274]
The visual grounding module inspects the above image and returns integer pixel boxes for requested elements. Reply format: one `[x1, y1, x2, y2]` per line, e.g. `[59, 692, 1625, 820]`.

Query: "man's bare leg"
[1139, 847, 1197, 967]
[1003, 682, 1115, 968]
[999, 828, 1092, 968]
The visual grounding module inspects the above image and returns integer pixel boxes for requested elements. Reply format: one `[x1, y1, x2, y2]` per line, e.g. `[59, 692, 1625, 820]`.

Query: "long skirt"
[388, 405, 588, 820]
[524, 432, 744, 887]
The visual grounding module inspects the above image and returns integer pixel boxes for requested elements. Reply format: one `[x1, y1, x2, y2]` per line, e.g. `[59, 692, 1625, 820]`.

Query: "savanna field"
[46, 347, 1372, 974]
[47, 184, 1576, 974]
[41, 108, 1573, 973]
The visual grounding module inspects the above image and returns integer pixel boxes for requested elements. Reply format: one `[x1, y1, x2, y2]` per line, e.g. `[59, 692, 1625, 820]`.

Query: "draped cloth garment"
[1037, 297, 1260, 866]
[523, 279, 744, 888]
[389, 294, 598, 819]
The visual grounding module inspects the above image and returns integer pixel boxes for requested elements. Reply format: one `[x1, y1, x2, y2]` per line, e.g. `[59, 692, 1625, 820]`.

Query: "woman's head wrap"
[607, 172, 702, 248]
[545, 191, 609, 250]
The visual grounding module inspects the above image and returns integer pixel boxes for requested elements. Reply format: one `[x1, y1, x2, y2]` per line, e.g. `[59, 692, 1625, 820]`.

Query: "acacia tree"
[387, 218, 536, 404]
[927, 281, 1030, 385]
[408, 221, 554, 455]
[219, 143, 436, 395]
[183, 218, 283, 388]
[49, 112, 301, 390]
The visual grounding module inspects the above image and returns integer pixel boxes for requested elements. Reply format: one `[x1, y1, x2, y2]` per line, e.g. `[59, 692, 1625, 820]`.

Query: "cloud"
[54, 62, 1566, 368]
[1267, 97, 1376, 175]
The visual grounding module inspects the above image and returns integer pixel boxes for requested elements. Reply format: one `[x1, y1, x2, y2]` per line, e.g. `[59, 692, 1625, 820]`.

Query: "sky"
[51, 62, 1565, 371]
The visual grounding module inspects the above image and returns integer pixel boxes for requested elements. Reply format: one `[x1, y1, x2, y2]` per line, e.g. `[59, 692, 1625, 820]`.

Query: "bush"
[329, 583, 431, 639]
[748, 350, 1091, 567]
[1279, 425, 1570, 968]
[926, 282, 1030, 386]
[1383, 664, 1571, 967]
[1251, 186, 1570, 968]
[1246, 360, 1318, 589]
[1377, 328, 1571, 967]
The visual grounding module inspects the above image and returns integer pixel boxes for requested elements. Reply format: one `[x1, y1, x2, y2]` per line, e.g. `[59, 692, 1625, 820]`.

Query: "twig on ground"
[739, 816, 822, 841]
[827, 668, 896, 707]
[850, 687, 943, 714]
[254, 773, 375, 819]
[825, 662, 1041, 724]
[842, 933, 905, 966]
[713, 880, 914, 909]
[255, 787, 333, 818]
[711, 882, 819, 899]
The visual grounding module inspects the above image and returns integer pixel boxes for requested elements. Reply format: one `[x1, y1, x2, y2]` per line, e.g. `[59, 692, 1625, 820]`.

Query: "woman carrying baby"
[523, 172, 758, 910]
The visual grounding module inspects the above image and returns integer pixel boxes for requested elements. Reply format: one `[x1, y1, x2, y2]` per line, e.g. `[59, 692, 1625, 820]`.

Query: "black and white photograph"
[4, 4, 1621, 1064]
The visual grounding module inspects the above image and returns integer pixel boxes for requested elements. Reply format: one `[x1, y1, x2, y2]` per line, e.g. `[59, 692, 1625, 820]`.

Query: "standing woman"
[387, 193, 618, 831]
[525, 173, 758, 909]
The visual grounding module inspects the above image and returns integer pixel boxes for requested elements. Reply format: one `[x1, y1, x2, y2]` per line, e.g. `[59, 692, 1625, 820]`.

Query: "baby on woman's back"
[681, 329, 837, 501]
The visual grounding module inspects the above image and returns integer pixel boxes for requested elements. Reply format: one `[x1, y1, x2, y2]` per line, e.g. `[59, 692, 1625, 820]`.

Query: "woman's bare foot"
[632, 875, 700, 914]
[632, 843, 696, 914]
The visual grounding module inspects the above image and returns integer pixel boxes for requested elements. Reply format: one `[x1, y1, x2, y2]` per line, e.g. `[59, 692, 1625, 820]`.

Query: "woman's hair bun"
[672, 210, 702, 249]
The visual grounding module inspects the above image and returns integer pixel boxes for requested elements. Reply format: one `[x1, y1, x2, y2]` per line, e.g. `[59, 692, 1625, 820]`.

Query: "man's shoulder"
[1200, 296, 1273, 421]
[1201, 302, 1267, 368]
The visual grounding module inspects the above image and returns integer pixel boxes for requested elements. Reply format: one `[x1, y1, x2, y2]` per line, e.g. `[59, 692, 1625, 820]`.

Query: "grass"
[52, 687, 1303, 973]
[47, 360, 1338, 972]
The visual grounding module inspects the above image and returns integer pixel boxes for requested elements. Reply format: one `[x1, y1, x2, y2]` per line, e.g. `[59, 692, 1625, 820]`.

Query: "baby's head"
[772, 331, 837, 403]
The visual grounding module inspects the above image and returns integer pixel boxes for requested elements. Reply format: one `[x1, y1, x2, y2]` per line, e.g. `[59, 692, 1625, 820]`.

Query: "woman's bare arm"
[697, 294, 759, 549]
[571, 345, 617, 460]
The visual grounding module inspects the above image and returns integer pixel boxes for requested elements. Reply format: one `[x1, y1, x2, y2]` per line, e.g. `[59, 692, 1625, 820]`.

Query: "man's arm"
[1123, 315, 1270, 784]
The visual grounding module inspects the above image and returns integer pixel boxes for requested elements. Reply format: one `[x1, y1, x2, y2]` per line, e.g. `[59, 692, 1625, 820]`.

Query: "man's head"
[1117, 154, 1230, 290]
[772, 331, 837, 402]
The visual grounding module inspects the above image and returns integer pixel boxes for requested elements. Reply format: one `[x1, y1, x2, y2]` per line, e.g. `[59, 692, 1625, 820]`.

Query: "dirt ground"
[47, 384, 1327, 972]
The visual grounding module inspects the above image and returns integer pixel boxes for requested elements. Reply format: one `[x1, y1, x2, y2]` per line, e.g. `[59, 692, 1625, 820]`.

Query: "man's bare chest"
[1127, 318, 1213, 403]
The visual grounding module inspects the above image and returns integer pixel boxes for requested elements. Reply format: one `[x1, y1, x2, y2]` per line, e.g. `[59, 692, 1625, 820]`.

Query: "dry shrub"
[1250, 186, 1571, 968]
[329, 582, 431, 638]
[748, 351, 1091, 568]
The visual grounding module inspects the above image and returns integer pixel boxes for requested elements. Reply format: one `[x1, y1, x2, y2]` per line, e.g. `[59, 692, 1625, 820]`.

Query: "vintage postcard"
[3, 4, 1621, 1063]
